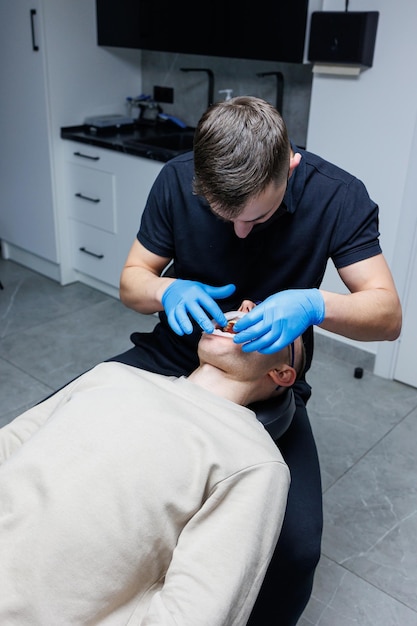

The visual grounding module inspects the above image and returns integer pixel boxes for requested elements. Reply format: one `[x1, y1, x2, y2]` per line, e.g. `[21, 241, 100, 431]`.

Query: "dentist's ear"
[268, 365, 296, 389]
[289, 151, 302, 177]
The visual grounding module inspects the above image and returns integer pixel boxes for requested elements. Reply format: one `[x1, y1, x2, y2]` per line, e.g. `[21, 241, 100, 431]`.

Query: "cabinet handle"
[73, 151, 100, 161]
[79, 247, 104, 259]
[30, 9, 39, 52]
[75, 192, 100, 204]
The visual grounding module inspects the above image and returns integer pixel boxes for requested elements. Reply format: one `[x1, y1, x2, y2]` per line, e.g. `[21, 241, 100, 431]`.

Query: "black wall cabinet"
[96, 0, 309, 64]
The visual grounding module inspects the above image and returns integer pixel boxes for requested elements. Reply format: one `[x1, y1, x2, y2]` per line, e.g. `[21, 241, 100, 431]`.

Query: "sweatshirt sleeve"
[0, 378, 80, 464]
[137, 459, 290, 626]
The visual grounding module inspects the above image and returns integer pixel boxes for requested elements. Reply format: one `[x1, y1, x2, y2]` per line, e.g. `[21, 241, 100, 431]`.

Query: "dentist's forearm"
[319, 289, 401, 342]
[120, 266, 174, 314]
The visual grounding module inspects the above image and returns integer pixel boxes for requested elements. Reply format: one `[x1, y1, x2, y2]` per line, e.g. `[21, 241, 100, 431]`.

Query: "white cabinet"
[0, 0, 147, 283]
[0, 0, 58, 268]
[63, 141, 163, 296]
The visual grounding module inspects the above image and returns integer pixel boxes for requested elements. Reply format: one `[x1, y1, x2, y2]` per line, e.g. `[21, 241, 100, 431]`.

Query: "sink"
[123, 130, 195, 160]
[124, 131, 194, 151]
[137, 131, 195, 151]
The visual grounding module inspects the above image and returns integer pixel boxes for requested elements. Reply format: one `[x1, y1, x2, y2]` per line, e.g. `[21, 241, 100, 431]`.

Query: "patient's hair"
[293, 340, 307, 381]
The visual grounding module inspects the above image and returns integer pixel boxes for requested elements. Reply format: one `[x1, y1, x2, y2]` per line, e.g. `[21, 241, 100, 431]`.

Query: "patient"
[0, 303, 304, 626]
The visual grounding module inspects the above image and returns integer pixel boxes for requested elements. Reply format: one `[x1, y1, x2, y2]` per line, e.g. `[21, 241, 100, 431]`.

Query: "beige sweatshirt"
[0, 362, 290, 626]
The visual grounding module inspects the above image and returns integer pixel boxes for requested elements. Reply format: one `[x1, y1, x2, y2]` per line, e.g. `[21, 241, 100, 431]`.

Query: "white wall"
[306, 0, 417, 376]
[43, 0, 143, 126]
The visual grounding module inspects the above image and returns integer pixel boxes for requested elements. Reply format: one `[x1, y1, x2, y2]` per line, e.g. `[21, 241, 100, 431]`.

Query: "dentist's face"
[209, 180, 288, 239]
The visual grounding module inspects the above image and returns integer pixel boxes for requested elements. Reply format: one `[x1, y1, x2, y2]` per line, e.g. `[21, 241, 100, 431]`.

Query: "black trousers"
[247, 390, 323, 626]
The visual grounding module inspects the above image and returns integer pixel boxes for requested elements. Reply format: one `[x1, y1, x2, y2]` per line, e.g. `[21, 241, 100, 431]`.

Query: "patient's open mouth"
[221, 319, 238, 333]
[211, 311, 245, 337]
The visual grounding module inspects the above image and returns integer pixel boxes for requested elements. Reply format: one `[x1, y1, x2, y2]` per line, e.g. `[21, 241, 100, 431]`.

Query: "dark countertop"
[61, 122, 195, 163]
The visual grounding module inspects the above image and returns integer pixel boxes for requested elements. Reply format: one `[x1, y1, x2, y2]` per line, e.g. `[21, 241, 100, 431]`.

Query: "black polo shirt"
[130, 145, 381, 377]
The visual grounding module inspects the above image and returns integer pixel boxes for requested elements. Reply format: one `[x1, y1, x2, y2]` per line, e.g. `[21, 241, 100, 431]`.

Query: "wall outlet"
[153, 86, 174, 103]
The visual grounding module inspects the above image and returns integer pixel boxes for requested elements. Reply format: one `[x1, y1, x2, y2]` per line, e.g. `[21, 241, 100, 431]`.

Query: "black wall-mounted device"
[308, 11, 379, 68]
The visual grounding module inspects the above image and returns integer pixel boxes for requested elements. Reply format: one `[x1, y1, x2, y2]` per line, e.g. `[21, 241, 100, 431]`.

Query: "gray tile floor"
[1, 257, 417, 625]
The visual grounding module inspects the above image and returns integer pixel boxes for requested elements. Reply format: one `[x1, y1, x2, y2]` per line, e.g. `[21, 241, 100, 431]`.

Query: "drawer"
[70, 221, 121, 286]
[68, 163, 116, 233]
[64, 142, 117, 171]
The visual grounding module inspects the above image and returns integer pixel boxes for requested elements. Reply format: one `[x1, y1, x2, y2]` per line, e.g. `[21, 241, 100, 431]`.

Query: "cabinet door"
[0, 0, 57, 262]
[95, 0, 309, 62]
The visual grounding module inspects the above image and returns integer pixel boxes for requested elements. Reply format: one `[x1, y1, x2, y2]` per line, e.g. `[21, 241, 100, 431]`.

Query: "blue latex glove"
[162, 279, 236, 336]
[233, 289, 325, 354]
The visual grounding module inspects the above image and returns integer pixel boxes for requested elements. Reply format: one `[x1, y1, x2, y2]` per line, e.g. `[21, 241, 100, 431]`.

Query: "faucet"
[180, 68, 214, 109]
[257, 71, 284, 114]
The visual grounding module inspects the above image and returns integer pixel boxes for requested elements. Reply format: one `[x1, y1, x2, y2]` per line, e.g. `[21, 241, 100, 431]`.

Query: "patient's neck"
[187, 363, 279, 406]
[187, 364, 254, 406]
